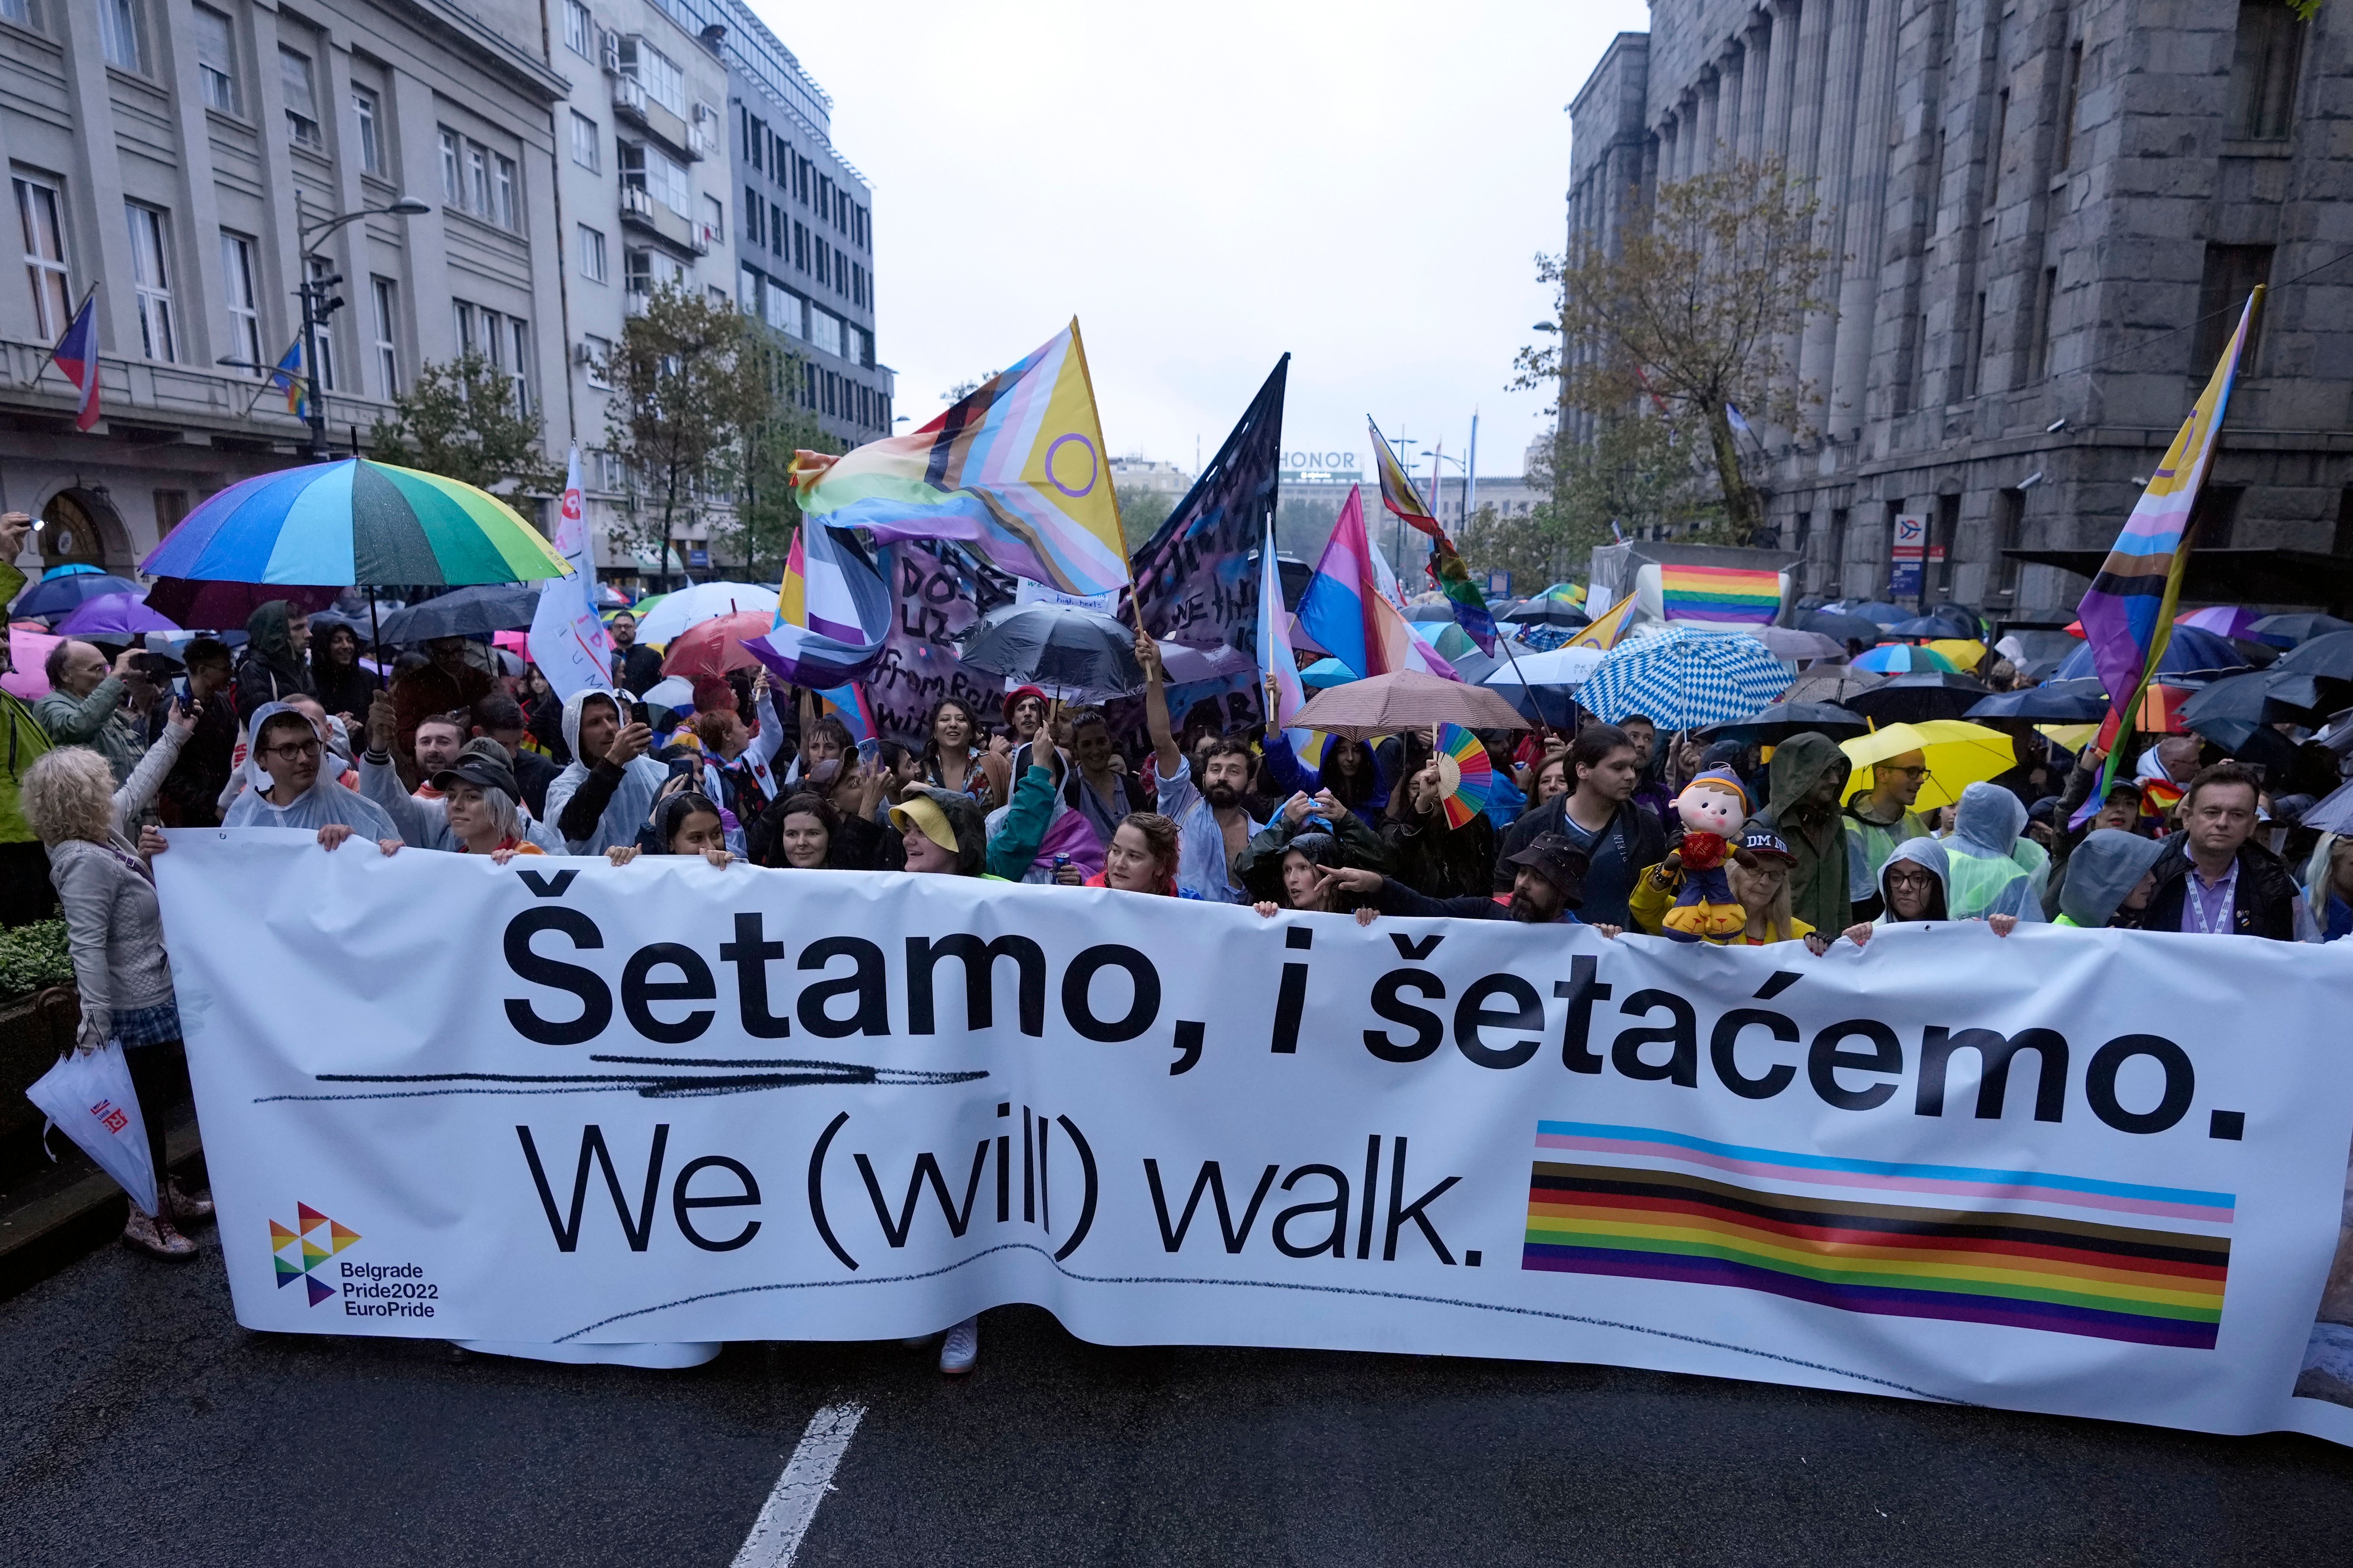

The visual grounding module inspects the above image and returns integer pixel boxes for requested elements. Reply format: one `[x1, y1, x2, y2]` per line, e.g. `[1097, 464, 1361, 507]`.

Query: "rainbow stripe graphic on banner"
[1521, 1121, 2231, 1349]
[1658, 564, 1780, 625]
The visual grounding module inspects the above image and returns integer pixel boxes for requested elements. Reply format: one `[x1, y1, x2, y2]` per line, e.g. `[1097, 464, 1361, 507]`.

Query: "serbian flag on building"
[788, 319, 1128, 598]
[2073, 287, 2261, 818]
[1296, 487, 1458, 679]
[49, 287, 100, 432]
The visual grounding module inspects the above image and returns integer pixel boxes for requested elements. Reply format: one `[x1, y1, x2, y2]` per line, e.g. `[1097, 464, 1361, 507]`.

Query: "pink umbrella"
[493, 629, 530, 655]
[53, 592, 179, 638]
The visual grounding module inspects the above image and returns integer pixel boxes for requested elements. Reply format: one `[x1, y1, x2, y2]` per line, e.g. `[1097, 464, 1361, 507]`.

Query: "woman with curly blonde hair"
[21, 698, 207, 1259]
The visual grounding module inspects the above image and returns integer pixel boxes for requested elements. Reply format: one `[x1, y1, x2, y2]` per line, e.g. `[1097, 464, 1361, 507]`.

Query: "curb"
[0, 1108, 205, 1305]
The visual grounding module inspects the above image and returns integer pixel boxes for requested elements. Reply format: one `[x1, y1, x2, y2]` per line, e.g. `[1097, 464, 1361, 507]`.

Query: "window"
[0, 0, 40, 28]
[578, 223, 607, 283]
[352, 88, 384, 175]
[2031, 266, 2058, 380]
[584, 333, 612, 390]
[815, 236, 829, 287]
[738, 264, 759, 313]
[852, 325, 873, 367]
[439, 129, 462, 207]
[703, 193, 724, 245]
[2228, 1, 2304, 140]
[563, 0, 592, 57]
[571, 112, 600, 171]
[1994, 488, 2027, 594]
[1984, 89, 2008, 222]
[466, 144, 489, 219]
[281, 48, 321, 148]
[492, 154, 518, 230]
[618, 142, 691, 217]
[808, 307, 843, 359]
[1962, 291, 1988, 397]
[793, 219, 807, 272]
[220, 232, 261, 374]
[616, 38, 686, 117]
[745, 187, 762, 246]
[770, 201, 783, 258]
[371, 277, 399, 394]
[764, 284, 799, 337]
[100, 0, 146, 72]
[192, 6, 240, 114]
[303, 257, 337, 390]
[505, 317, 531, 415]
[124, 203, 175, 361]
[748, 115, 765, 171]
[2056, 41, 2083, 168]
[154, 490, 190, 536]
[2194, 244, 2274, 371]
[15, 177, 70, 341]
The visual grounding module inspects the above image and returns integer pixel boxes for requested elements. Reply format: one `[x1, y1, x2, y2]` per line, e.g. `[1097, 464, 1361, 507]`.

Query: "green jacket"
[34, 674, 148, 785]
[985, 765, 1060, 882]
[1747, 731, 1853, 937]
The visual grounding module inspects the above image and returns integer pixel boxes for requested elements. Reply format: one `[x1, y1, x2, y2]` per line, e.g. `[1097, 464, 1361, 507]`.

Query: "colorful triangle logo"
[329, 1222, 361, 1254]
[304, 1275, 335, 1307]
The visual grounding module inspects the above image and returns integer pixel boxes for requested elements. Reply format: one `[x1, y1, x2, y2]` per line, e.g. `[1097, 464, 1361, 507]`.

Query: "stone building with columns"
[0, 0, 569, 578]
[1565, 0, 2353, 619]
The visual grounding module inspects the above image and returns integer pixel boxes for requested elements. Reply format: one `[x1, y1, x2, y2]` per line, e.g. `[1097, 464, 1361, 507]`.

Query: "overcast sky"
[751, 0, 1651, 483]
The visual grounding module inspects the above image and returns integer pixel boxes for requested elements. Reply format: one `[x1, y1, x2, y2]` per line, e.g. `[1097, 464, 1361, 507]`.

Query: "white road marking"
[730, 1400, 867, 1568]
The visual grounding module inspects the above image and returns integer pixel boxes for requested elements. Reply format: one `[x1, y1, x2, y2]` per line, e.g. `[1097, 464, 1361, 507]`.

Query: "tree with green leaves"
[721, 335, 839, 582]
[368, 351, 561, 496]
[600, 282, 771, 583]
[1516, 156, 1834, 545]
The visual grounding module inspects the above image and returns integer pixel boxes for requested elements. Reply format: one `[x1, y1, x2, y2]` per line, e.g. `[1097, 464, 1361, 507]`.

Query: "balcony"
[695, 220, 721, 255]
[610, 70, 698, 161]
[617, 179, 699, 257]
[0, 337, 392, 447]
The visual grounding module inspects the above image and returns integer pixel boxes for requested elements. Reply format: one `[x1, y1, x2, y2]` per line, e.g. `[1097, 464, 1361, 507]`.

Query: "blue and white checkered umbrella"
[1577, 626, 1792, 730]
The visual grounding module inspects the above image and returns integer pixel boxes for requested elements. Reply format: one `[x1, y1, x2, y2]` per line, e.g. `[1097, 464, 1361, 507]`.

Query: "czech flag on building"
[49, 287, 100, 432]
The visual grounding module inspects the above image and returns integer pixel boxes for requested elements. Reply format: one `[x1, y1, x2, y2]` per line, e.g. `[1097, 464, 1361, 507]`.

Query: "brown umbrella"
[1289, 669, 1530, 739]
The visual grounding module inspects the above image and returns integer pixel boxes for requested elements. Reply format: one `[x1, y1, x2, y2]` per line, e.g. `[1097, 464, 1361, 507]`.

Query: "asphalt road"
[7, 1229, 2353, 1567]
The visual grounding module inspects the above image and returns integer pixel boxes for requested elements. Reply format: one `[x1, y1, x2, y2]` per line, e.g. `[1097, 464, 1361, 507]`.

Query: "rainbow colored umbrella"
[1851, 641, 1959, 674]
[139, 459, 567, 588]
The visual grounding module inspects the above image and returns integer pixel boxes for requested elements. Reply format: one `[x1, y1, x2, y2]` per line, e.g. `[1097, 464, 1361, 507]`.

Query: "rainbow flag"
[1567, 591, 1638, 650]
[1522, 1122, 2230, 1349]
[265, 338, 306, 418]
[1367, 417, 1442, 539]
[1658, 563, 1780, 626]
[791, 320, 1126, 597]
[1296, 487, 1456, 679]
[2075, 290, 2259, 824]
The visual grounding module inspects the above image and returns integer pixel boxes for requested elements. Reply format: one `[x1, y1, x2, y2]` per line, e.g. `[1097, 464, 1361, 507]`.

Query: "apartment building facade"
[0, 0, 567, 573]
[1564, 0, 2353, 618]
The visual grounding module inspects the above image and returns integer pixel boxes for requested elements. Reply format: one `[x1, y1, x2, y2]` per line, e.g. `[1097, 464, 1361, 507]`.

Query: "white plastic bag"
[25, 1042, 158, 1218]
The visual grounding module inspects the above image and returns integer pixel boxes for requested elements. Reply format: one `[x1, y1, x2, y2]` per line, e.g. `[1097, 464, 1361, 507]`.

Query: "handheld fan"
[1432, 722, 1493, 830]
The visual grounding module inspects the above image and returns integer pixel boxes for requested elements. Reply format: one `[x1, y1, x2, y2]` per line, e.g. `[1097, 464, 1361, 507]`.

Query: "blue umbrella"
[1887, 612, 1978, 638]
[11, 571, 144, 620]
[1846, 601, 1911, 626]
[1577, 627, 1793, 730]
[2054, 625, 2248, 682]
[1964, 678, 2110, 723]
[1301, 657, 1356, 689]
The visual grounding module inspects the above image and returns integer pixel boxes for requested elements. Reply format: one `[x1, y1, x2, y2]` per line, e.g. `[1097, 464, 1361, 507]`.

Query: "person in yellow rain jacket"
[1632, 826, 1829, 951]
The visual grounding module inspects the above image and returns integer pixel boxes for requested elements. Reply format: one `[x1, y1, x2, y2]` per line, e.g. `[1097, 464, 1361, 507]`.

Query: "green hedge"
[0, 921, 74, 1004]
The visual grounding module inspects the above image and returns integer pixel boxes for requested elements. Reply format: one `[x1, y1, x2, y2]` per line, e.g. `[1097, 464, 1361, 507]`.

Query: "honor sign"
[1278, 451, 1362, 483]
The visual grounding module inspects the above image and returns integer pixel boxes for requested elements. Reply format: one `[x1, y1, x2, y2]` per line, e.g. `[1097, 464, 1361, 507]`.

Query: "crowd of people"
[5, 503, 2350, 1365]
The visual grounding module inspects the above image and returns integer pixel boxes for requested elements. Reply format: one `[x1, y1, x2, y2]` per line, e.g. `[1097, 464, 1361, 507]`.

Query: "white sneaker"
[938, 1315, 978, 1375]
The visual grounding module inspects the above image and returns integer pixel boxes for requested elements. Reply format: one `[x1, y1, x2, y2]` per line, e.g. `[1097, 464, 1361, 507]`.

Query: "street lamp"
[291, 196, 433, 459]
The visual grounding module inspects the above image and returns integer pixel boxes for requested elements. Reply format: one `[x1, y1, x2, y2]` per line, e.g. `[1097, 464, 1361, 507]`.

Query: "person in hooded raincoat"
[1841, 837, 2023, 946]
[1744, 731, 1851, 937]
[544, 689, 670, 854]
[233, 600, 316, 724]
[2052, 829, 2167, 930]
[1940, 780, 2050, 921]
[220, 700, 400, 840]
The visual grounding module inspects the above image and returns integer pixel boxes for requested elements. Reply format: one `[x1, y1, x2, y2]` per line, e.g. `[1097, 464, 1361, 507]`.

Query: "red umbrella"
[659, 611, 773, 682]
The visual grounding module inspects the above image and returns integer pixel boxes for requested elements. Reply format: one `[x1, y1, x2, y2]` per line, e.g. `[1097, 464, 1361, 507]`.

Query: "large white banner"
[158, 833, 2353, 1444]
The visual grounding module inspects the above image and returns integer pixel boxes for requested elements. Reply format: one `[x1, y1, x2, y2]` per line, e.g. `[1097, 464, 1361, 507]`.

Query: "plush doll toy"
[1661, 767, 1752, 942]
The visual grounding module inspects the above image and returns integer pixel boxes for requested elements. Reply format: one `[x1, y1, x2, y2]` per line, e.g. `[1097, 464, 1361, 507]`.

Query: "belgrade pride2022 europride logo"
[270, 1203, 361, 1306]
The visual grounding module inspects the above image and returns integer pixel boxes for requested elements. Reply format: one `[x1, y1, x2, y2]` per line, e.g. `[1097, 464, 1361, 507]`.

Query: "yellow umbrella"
[1840, 720, 2016, 811]
[1925, 638, 1988, 672]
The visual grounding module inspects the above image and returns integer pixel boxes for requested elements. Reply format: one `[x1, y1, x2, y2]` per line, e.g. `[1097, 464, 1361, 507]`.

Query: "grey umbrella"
[957, 602, 1145, 697]
[375, 582, 543, 643]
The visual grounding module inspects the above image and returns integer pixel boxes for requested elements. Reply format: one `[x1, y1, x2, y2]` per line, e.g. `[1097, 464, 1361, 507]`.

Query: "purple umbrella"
[53, 592, 179, 638]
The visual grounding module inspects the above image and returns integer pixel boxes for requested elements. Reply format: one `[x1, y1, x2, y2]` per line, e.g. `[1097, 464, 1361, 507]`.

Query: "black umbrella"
[1695, 701, 1870, 748]
[1404, 602, 1458, 622]
[1964, 678, 2111, 723]
[1785, 666, 1887, 705]
[2252, 612, 2353, 647]
[1887, 613, 1977, 639]
[1799, 609, 1886, 647]
[2179, 668, 2330, 752]
[374, 582, 544, 643]
[957, 602, 1145, 696]
[1502, 599, 1592, 629]
[2277, 630, 2353, 683]
[1840, 672, 1992, 725]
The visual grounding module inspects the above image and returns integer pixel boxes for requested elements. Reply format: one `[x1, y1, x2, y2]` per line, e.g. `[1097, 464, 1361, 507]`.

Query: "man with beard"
[607, 609, 664, 696]
[1314, 834, 1622, 932]
[1744, 730, 1852, 936]
[1137, 636, 1263, 902]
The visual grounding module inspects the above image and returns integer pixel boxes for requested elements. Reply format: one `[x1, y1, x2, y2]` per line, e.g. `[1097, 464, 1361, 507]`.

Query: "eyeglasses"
[263, 738, 323, 761]
[1882, 765, 1930, 782]
[1885, 868, 1936, 889]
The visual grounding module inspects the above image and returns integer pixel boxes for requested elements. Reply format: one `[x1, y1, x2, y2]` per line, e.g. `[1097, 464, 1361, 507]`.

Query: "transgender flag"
[49, 288, 100, 432]
[1255, 517, 1311, 752]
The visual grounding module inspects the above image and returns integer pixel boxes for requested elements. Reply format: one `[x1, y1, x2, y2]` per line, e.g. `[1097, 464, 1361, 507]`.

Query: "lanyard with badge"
[2188, 861, 2239, 935]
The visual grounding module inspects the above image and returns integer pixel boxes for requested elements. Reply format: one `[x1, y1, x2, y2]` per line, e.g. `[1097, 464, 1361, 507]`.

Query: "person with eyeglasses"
[1840, 837, 2022, 947]
[220, 700, 400, 849]
[1842, 748, 1934, 920]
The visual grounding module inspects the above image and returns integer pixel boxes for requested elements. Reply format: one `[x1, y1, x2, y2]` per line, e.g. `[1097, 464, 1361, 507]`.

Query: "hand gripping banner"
[157, 833, 2353, 1445]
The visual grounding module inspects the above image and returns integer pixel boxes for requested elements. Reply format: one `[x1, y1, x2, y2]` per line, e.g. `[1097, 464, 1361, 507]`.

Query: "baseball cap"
[1503, 833, 1588, 906]
[431, 753, 519, 800]
[1734, 826, 1796, 864]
